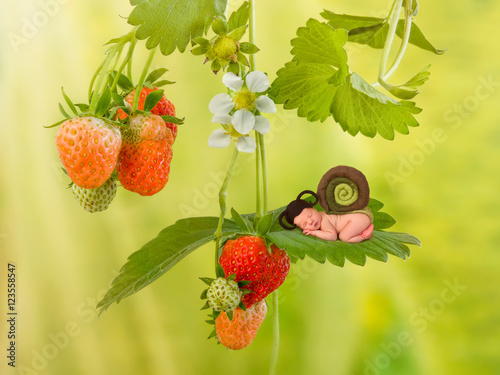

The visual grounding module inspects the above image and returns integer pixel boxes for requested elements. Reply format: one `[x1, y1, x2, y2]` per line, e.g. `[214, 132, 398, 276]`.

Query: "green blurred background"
[1, 0, 499, 374]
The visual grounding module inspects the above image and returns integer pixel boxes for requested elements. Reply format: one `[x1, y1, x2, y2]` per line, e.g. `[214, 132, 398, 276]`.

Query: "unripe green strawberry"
[206, 277, 242, 312]
[71, 177, 117, 213]
[215, 300, 267, 350]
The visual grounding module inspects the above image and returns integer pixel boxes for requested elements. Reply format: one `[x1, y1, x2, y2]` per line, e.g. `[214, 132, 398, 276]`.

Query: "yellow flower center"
[212, 37, 238, 60]
[234, 89, 257, 111]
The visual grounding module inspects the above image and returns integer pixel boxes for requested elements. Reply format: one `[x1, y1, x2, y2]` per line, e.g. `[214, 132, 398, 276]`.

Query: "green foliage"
[264, 202, 420, 266]
[269, 17, 423, 140]
[128, 0, 228, 55]
[96, 217, 244, 314]
[321, 10, 445, 55]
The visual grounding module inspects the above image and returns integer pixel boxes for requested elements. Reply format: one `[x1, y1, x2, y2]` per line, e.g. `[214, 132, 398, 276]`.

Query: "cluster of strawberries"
[55, 87, 177, 212]
[202, 236, 291, 350]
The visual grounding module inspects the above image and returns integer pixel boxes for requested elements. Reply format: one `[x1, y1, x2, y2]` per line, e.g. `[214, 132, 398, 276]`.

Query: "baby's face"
[293, 208, 322, 231]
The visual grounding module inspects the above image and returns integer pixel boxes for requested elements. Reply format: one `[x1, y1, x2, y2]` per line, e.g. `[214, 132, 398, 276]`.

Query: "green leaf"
[331, 73, 421, 139]
[61, 87, 78, 116]
[231, 207, 250, 233]
[143, 89, 164, 112]
[96, 216, 242, 314]
[75, 103, 90, 113]
[228, 1, 249, 31]
[200, 289, 208, 299]
[227, 310, 233, 321]
[145, 68, 168, 85]
[373, 212, 397, 230]
[114, 72, 134, 92]
[239, 42, 259, 54]
[59, 103, 70, 119]
[368, 198, 384, 213]
[200, 277, 215, 286]
[154, 79, 176, 87]
[161, 115, 184, 125]
[227, 25, 247, 42]
[128, 0, 228, 55]
[212, 16, 228, 36]
[321, 10, 445, 55]
[44, 118, 67, 129]
[216, 263, 225, 278]
[266, 229, 419, 268]
[112, 92, 125, 107]
[94, 89, 112, 117]
[207, 329, 217, 340]
[201, 301, 210, 310]
[238, 301, 247, 311]
[256, 213, 274, 236]
[292, 19, 348, 70]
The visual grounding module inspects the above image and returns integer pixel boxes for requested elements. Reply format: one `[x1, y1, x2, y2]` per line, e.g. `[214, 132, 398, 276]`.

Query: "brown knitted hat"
[279, 190, 319, 230]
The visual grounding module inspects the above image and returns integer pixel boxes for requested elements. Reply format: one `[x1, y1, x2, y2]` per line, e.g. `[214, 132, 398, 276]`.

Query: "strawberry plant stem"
[384, 0, 413, 80]
[255, 133, 263, 219]
[214, 148, 239, 268]
[133, 47, 157, 111]
[377, 0, 403, 85]
[269, 290, 280, 375]
[258, 133, 268, 214]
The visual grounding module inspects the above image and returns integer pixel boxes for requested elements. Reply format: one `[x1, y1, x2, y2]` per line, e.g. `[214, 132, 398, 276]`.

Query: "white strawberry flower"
[208, 71, 275, 153]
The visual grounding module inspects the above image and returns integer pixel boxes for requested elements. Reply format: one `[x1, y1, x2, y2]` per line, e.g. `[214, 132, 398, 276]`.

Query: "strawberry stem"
[133, 47, 157, 112]
[214, 148, 240, 268]
[269, 290, 280, 375]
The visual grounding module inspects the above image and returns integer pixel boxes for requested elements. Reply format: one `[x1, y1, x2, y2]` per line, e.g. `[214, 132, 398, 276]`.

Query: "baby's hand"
[303, 229, 313, 235]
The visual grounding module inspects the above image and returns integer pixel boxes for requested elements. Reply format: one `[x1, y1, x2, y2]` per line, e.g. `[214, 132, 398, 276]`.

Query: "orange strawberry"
[117, 87, 178, 140]
[116, 114, 173, 196]
[215, 300, 267, 350]
[219, 236, 290, 308]
[55, 116, 121, 189]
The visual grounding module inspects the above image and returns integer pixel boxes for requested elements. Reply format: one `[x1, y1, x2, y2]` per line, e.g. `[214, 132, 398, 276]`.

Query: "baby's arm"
[303, 228, 338, 241]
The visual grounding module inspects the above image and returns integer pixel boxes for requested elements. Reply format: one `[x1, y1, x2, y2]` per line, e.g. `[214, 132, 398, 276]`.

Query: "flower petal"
[235, 135, 257, 153]
[208, 129, 231, 148]
[255, 95, 276, 113]
[254, 116, 271, 135]
[246, 71, 270, 93]
[211, 114, 232, 125]
[209, 93, 234, 115]
[222, 72, 244, 91]
[232, 109, 255, 135]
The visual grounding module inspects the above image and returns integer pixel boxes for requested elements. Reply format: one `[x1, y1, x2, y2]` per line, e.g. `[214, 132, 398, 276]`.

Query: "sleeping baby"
[279, 190, 374, 243]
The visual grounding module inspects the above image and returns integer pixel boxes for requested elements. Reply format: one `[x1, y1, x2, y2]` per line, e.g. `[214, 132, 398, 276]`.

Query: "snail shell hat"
[317, 165, 370, 214]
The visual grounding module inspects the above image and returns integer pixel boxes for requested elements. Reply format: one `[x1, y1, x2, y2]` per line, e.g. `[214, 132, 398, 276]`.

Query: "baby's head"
[279, 190, 320, 230]
[293, 207, 322, 231]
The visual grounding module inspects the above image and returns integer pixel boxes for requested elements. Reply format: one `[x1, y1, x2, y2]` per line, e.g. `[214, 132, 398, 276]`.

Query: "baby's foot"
[360, 224, 374, 239]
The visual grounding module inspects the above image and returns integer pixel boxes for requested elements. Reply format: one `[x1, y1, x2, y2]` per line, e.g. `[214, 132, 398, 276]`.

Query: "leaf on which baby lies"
[128, 0, 228, 55]
[263, 199, 419, 267]
[321, 10, 445, 55]
[96, 216, 243, 314]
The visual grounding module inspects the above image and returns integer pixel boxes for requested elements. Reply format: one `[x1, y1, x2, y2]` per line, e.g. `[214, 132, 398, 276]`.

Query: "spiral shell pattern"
[317, 166, 370, 213]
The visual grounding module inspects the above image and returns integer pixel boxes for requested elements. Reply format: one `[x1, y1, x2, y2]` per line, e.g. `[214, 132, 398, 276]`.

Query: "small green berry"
[207, 277, 242, 312]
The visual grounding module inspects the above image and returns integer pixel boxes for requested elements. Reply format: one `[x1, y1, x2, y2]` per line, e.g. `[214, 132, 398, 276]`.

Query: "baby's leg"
[338, 215, 373, 243]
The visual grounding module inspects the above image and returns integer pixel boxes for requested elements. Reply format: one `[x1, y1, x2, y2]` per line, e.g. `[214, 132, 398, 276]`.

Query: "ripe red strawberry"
[219, 236, 290, 308]
[55, 116, 121, 189]
[117, 87, 178, 140]
[215, 300, 267, 350]
[116, 114, 173, 196]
